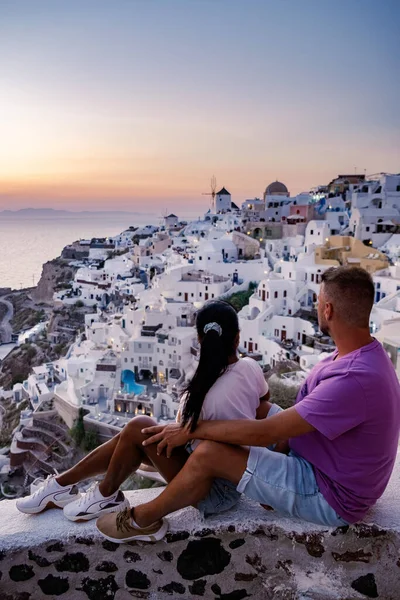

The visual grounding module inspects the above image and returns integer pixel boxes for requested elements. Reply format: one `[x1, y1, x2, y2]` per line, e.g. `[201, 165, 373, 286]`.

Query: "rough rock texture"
[0, 455, 399, 599]
[32, 258, 77, 304]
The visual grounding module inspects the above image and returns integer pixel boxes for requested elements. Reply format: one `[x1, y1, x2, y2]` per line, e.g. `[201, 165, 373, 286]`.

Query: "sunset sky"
[1, 0, 399, 213]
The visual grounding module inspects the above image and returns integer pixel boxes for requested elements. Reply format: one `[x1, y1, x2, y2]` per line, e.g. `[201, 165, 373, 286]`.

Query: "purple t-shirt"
[290, 339, 400, 523]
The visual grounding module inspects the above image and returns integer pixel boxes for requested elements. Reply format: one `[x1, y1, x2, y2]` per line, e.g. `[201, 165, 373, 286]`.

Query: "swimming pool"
[121, 370, 146, 395]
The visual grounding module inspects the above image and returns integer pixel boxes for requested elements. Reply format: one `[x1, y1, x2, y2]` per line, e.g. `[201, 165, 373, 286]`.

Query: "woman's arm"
[255, 392, 271, 420]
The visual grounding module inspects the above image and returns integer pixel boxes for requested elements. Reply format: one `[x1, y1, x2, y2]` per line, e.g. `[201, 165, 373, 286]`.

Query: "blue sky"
[0, 0, 399, 211]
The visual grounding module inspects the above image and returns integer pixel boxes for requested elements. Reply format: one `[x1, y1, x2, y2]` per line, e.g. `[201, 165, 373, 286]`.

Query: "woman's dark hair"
[181, 300, 239, 432]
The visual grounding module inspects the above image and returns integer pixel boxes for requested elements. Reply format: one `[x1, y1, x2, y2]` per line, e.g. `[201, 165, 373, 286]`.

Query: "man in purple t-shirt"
[95, 266, 400, 543]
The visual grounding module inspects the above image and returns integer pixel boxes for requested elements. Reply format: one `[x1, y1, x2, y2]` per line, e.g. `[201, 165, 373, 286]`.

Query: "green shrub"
[70, 408, 86, 446]
[11, 374, 25, 386]
[225, 282, 257, 312]
[268, 377, 299, 410]
[84, 430, 100, 452]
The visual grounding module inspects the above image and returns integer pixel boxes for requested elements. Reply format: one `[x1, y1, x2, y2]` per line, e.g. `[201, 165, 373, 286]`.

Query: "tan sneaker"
[95, 507, 168, 543]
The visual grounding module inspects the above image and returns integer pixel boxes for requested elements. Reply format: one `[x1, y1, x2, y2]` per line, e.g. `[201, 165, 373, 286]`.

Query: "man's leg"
[133, 441, 249, 527]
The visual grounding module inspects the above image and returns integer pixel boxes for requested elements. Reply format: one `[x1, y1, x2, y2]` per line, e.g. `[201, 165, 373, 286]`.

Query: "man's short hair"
[321, 266, 374, 328]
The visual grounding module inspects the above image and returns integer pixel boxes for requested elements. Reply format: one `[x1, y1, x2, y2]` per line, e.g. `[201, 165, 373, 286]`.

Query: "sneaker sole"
[95, 518, 169, 544]
[16, 496, 81, 515]
[64, 500, 131, 522]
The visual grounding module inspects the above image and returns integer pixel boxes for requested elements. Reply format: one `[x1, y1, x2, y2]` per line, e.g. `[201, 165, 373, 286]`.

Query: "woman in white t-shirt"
[16, 300, 270, 524]
[177, 300, 270, 516]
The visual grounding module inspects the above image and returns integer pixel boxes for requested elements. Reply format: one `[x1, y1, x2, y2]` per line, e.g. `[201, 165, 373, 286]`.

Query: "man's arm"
[142, 406, 315, 457]
[192, 406, 314, 446]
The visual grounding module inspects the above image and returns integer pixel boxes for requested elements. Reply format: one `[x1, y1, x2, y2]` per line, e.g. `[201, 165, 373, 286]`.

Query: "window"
[274, 291, 278, 298]
[124, 358, 128, 363]
[283, 290, 287, 297]
[310, 230, 314, 235]
[131, 358, 134, 363]
[274, 329, 279, 336]
[199, 256, 202, 260]
[289, 272, 292, 278]
[244, 341, 247, 348]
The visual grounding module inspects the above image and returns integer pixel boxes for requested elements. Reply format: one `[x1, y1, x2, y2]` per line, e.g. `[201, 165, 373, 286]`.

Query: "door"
[205, 293, 209, 301]
[281, 330, 286, 342]
[184, 293, 188, 301]
[248, 342, 253, 353]
[262, 290, 265, 301]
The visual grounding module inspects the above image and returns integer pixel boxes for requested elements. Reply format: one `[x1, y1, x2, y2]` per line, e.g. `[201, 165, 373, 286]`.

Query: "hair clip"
[203, 322, 222, 336]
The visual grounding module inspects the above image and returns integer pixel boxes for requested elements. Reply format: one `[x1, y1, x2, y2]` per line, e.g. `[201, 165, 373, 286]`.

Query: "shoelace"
[31, 475, 55, 498]
[116, 508, 133, 533]
[77, 482, 99, 507]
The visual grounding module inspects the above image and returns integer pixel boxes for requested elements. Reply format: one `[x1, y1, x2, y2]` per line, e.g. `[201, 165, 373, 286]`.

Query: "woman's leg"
[57, 416, 188, 496]
[56, 434, 121, 487]
[99, 416, 188, 496]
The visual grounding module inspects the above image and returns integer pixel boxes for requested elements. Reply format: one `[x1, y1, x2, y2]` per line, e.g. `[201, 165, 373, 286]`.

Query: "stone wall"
[1, 476, 400, 600]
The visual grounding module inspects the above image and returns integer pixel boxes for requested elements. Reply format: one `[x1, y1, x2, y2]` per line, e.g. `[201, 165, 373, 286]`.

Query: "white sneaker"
[63, 483, 129, 522]
[16, 475, 80, 514]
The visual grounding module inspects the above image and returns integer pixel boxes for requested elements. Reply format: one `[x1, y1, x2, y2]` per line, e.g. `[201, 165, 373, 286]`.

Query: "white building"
[215, 187, 233, 213]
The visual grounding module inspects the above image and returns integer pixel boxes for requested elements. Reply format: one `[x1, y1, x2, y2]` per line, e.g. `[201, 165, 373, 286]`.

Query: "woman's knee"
[122, 416, 156, 439]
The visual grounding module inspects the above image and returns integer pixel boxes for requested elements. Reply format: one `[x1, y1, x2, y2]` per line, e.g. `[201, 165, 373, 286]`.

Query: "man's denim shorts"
[236, 404, 349, 527]
[190, 404, 349, 527]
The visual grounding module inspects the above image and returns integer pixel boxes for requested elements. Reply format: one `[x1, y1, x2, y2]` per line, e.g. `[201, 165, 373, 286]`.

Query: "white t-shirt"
[177, 357, 269, 448]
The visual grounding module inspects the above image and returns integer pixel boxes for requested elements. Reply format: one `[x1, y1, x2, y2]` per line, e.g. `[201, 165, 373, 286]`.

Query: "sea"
[0, 212, 170, 291]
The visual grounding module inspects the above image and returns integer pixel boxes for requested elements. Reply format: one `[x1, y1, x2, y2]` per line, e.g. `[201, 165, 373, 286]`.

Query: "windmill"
[202, 175, 217, 212]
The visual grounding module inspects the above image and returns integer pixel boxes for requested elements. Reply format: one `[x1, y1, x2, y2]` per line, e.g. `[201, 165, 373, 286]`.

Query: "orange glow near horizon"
[1, 2, 399, 212]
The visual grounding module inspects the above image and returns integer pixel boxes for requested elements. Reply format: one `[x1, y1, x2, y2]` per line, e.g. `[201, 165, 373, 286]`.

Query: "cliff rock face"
[61, 242, 90, 261]
[31, 258, 77, 304]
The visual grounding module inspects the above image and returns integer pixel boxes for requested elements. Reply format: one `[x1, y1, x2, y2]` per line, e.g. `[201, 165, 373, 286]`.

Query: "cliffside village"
[2, 172, 400, 489]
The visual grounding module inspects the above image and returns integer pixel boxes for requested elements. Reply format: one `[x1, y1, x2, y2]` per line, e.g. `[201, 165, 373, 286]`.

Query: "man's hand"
[142, 423, 191, 458]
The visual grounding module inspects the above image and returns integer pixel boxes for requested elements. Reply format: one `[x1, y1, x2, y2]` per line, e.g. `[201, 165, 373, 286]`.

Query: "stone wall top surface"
[1, 451, 399, 552]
